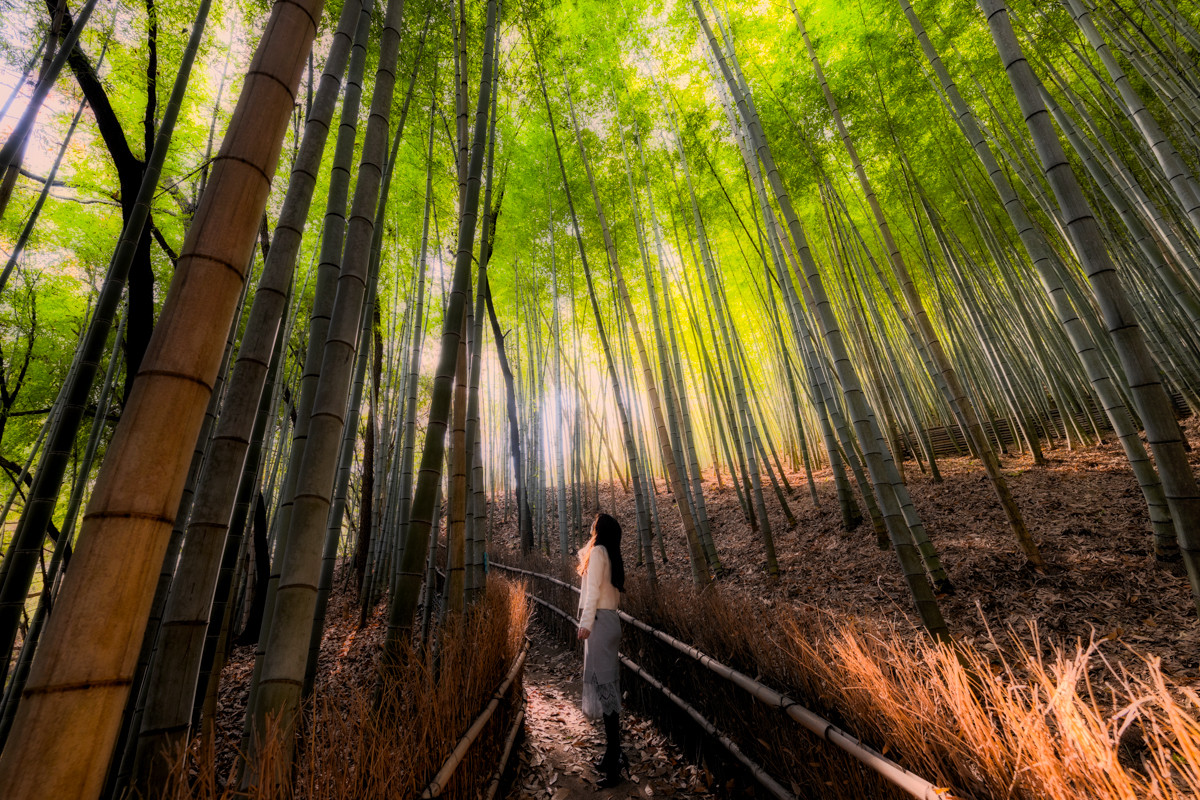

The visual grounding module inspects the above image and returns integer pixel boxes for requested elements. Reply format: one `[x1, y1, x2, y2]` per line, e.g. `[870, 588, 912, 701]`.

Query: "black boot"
[597, 712, 626, 788]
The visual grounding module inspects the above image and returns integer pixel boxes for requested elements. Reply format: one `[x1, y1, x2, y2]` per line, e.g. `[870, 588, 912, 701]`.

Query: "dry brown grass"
[503, 551, 1200, 800]
[161, 577, 530, 800]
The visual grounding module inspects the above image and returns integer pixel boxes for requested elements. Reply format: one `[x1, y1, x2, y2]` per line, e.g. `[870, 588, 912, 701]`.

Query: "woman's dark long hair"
[577, 513, 625, 592]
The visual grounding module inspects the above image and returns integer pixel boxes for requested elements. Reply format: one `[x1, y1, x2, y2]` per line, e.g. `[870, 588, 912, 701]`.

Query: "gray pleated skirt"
[582, 609, 621, 719]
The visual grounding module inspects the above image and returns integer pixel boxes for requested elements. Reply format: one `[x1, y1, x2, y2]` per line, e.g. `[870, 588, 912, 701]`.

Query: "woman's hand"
[577, 627, 591, 641]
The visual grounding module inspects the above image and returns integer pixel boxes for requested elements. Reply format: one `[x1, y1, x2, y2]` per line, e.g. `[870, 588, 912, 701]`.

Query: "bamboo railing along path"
[510, 591, 799, 800]
[491, 562, 953, 800]
[421, 642, 528, 799]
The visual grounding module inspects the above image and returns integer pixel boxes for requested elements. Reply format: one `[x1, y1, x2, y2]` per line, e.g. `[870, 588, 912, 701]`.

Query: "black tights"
[602, 712, 621, 769]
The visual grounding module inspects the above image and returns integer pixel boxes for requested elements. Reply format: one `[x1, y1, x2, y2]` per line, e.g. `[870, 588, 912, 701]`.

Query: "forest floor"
[509, 621, 712, 800]
[492, 416, 1200, 683]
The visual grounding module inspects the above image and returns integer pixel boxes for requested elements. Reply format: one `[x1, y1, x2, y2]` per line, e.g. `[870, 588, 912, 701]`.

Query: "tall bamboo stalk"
[693, 0, 949, 639]
[236, 0, 375, 753]
[246, 0, 410, 776]
[1063, 0, 1200, 264]
[900, 0, 1180, 562]
[392, 76, 436, 617]
[385, 0, 499, 657]
[560, 67, 710, 583]
[127, 3, 364, 784]
[0, 0, 320, 794]
[521, 22, 661, 582]
[978, 0, 1200, 607]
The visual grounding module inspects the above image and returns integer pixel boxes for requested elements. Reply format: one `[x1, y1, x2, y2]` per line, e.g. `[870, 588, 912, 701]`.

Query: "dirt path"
[507, 623, 713, 800]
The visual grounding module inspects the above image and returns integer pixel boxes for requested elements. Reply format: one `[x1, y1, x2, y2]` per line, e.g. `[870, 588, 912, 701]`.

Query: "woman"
[577, 512, 627, 787]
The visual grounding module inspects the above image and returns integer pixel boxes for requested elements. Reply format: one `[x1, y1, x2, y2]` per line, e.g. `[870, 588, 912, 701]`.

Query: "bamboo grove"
[0, 0, 1198, 795]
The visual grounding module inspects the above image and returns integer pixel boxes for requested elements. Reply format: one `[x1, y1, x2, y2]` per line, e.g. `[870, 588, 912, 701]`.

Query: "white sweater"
[578, 545, 620, 631]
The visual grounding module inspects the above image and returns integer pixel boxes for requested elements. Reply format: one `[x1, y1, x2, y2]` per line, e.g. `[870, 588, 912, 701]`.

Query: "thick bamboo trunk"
[979, 0, 1200, 607]
[236, 0, 375, 747]
[113, 274, 247, 792]
[0, 0, 321, 795]
[127, 2, 362, 784]
[315, 96, 417, 664]
[245, 0, 407, 779]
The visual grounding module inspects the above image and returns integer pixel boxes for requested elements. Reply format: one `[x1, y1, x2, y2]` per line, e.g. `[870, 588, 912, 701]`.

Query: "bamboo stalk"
[249, 0, 411, 772]
[386, 0, 499, 654]
[0, 0, 321, 794]
[979, 0, 1200, 608]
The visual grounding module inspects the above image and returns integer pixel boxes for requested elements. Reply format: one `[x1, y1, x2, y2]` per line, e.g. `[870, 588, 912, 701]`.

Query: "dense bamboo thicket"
[0, 0, 1199, 796]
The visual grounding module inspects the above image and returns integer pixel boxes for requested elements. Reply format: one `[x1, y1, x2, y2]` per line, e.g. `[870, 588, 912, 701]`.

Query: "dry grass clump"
[503, 551, 1200, 800]
[163, 577, 530, 800]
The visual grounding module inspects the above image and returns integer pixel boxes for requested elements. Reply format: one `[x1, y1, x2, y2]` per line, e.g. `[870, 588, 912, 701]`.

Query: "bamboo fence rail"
[618, 653, 796, 800]
[420, 643, 528, 799]
[483, 702, 526, 800]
